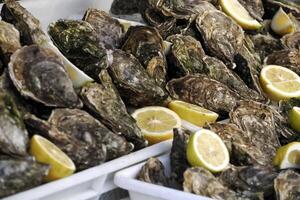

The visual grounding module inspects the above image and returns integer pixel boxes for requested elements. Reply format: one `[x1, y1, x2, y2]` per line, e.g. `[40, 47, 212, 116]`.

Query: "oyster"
[166, 74, 241, 117]
[122, 26, 167, 86]
[207, 123, 268, 165]
[0, 92, 28, 156]
[281, 32, 300, 50]
[137, 157, 169, 186]
[48, 108, 133, 161]
[48, 19, 108, 80]
[229, 101, 281, 161]
[238, 0, 264, 21]
[0, 157, 49, 198]
[195, 10, 244, 65]
[108, 49, 168, 107]
[265, 49, 300, 75]
[110, 0, 139, 15]
[24, 113, 107, 171]
[170, 128, 190, 184]
[80, 70, 147, 149]
[274, 170, 300, 200]
[83, 8, 124, 49]
[0, 20, 21, 65]
[9, 45, 82, 108]
[219, 165, 278, 197]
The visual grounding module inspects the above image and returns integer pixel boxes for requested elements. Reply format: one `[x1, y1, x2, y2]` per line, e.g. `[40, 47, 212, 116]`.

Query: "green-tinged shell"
[48, 108, 134, 161]
[274, 170, 300, 200]
[137, 157, 169, 186]
[83, 8, 124, 49]
[238, 0, 264, 21]
[195, 10, 244, 66]
[48, 19, 108, 80]
[108, 50, 168, 107]
[8, 45, 82, 108]
[166, 74, 241, 117]
[80, 70, 147, 149]
[24, 113, 106, 171]
[281, 32, 300, 50]
[122, 26, 167, 86]
[0, 157, 49, 198]
[0, 20, 21, 64]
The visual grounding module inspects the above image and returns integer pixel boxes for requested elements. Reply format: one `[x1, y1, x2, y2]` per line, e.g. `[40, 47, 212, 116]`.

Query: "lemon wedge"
[30, 135, 76, 181]
[168, 100, 218, 127]
[260, 65, 300, 100]
[132, 106, 181, 144]
[219, 0, 261, 30]
[273, 142, 300, 169]
[271, 8, 295, 36]
[288, 107, 300, 133]
[187, 129, 229, 173]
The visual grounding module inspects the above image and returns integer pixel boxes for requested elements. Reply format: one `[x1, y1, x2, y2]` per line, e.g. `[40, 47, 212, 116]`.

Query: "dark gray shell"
[229, 101, 281, 161]
[137, 157, 169, 186]
[0, 157, 49, 198]
[108, 49, 168, 107]
[166, 74, 241, 117]
[83, 8, 124, 49]
[48, 19, 108, 80]
[238, 0, 264, 21]
[122, 26, 167, 86]
[80, 70, 147, 149]
[281, 32, 300, 50]
[8, 45, 82, 108]
[110, 0, 139, 15]
[48, 108, 133, 161]
[274, 170, 300, 200]
[195, 10, 244, 65]
[24, 113, 106, 171]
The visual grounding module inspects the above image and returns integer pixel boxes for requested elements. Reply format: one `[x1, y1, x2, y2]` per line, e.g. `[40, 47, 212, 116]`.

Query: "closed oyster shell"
[238, 0, 264, 21]
[137, 157, 169, 186]
[196, 10, 244, 65]
[166, 74, 241, 117]
[122, 26, 167, 86]
[48, 19, 108, 80]
[48, 108, 133, 161]
[281, 32, 300, 50]
[274, 170, 300, 200]
[80, 70, 147, 149]
[108, 50, 168, 107]
[0, 157, 49, 198]
[83, 8, 124, 49]
[110, 0, 139, 15]
[229, 101, 281, 161]
[8, 45, 82, 108]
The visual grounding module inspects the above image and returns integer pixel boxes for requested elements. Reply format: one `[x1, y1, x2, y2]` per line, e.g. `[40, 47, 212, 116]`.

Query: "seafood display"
[1, 0, 300, 198]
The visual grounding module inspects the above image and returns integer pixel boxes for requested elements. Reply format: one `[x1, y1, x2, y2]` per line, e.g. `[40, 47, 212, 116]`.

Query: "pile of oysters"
[0, 0, 299, 198]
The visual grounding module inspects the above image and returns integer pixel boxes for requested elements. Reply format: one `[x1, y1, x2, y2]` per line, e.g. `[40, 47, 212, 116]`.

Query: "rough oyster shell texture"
[274, 170, 300, 200]
[281, 32, 300, 50]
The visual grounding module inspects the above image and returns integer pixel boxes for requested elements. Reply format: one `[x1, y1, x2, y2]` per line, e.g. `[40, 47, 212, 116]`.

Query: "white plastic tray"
[114, 154, 213, 200]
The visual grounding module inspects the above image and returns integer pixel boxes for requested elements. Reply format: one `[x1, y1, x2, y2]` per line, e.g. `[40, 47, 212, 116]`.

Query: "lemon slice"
[260, 65, 300, 100]
[30, 135, 76, 181]
[271, 8, 295, 36]
[187, 129, 229, 173]
[219, 0, 261, 30]
[132, 106, 181, 145]
[273, 142, 300, 169]
[288, 107, 300, 133]
[168, 100, 218, 127]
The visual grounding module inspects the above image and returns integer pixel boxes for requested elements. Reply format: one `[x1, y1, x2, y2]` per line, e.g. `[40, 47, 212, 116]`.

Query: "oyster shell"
[137, 157, 169, 186]
[48, 108, 133, 161]
[122, 26, 167, 86]
[9, 45, 82, 108]
[24, 113, 107, 171]
[274, 170, 300, 200]
[110, 0, 139, 15]
[166, 74, 241, 117]
[229, 101, 281, 161]
[0, 157, 49, 198]
[80, 70, 147, 149]
[238, 0, 264, 21]
[265, 49, 300, 75]
[108, 49, 168, 107]
[83, 8, 124, 49]
[281, 32, 300, 50]
[195, 10, 244, 65]
[48, 19, 108, 80]
[170, 128, 190, 184]
[0, 20, 21, 64]
[219, 165, 278, 198]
